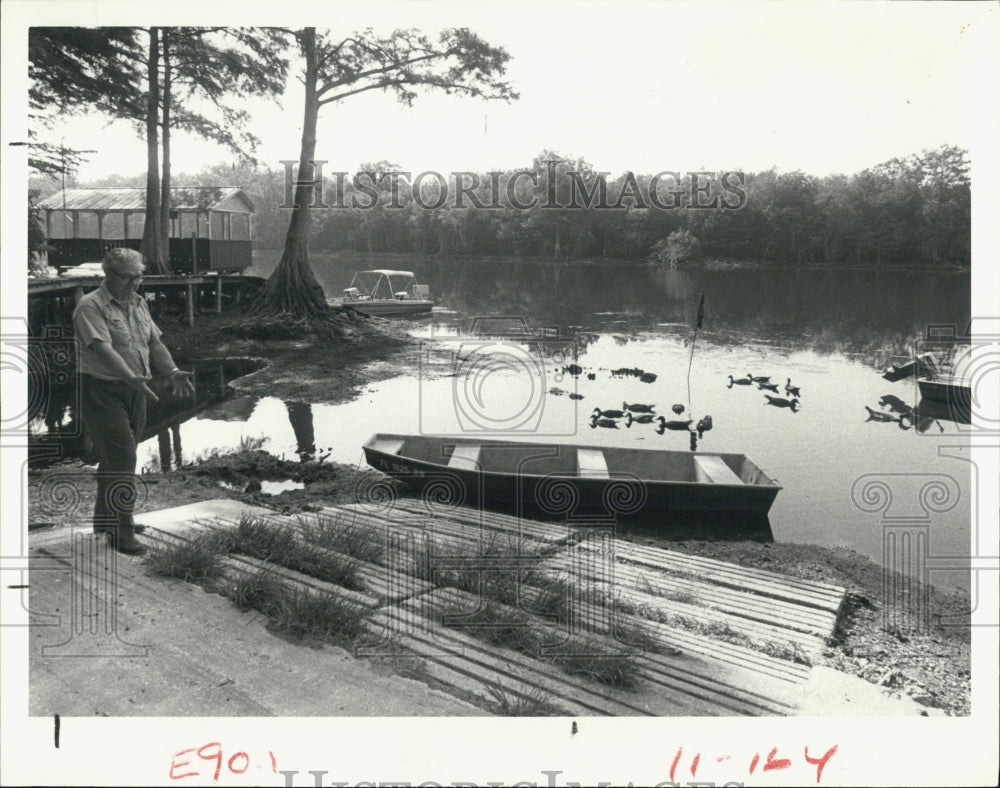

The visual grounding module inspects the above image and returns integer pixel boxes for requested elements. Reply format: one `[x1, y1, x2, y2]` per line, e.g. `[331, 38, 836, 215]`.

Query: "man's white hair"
[102, 247, 146, 274]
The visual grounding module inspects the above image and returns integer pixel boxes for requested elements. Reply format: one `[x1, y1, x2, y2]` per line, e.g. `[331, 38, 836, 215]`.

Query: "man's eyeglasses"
[110, 270, 144, 283]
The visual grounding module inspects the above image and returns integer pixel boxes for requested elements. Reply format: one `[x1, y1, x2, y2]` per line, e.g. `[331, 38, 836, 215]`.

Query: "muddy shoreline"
[27, 308, 971, 715]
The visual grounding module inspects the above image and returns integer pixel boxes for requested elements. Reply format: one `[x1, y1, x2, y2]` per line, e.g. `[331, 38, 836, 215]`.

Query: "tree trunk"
[159, 29, 172, 270]
[255, 27, 329, 318]
[140, 28, 166, 274]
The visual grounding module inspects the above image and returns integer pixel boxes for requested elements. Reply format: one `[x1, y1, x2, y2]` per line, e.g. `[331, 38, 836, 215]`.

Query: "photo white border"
[2, 2, 997, 785]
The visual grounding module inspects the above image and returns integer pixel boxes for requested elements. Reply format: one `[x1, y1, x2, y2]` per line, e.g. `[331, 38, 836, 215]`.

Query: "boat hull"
[362, 434, 780, 536]
[917, 378, 972, 414]
[341, 299, 434, 317]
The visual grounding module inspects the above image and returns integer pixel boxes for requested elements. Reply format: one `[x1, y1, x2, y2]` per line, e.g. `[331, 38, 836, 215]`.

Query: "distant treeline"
[35, 144, 969, 268]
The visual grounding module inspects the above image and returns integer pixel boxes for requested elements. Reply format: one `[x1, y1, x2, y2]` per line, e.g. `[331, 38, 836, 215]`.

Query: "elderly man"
[73, 248, 194, 554]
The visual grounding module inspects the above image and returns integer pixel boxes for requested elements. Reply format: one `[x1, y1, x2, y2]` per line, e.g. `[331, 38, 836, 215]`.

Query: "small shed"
[38, 186, 255, 272]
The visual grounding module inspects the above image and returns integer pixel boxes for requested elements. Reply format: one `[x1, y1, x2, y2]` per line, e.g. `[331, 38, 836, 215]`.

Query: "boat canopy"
[349, 270, 418, 300]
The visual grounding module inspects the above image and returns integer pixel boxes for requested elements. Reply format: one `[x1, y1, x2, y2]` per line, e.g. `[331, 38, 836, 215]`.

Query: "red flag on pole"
[696, 291, 705, 329]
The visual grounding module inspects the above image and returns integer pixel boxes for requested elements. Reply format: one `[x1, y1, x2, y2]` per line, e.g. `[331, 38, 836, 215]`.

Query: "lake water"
[30, 253, 973, 590]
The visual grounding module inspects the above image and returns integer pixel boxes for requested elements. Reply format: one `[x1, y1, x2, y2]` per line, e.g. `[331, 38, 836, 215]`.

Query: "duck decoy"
[593, 407, 626, 419]
[764, 395, 799, 411]
[671, 403, 685, 415]
[590, 416, 619, 429]
[865, 406, 900, 423]
[878, 394, 911, 415]
[757, 381, 780, 393]
[695, 415, 713, 437]
[623, 401, 656, 413]
[748, 373, 772, 383]
[785, 378, 801, 398]
[626, 412, 656, 427]
[656, 415, 694, 431]
[727, 374, 753, 387]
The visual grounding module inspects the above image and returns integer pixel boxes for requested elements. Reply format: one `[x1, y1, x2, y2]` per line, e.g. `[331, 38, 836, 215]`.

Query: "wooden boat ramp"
[199, 499, 841, 714]
[29, 498, 886, 716]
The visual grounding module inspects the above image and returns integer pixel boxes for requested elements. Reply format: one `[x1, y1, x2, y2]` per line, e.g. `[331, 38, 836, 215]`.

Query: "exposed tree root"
[225, 304, 371, 340]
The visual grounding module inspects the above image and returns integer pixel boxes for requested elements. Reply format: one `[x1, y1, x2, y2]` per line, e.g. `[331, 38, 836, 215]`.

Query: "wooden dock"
[28, 273, 265, 330]
[28, 499, 936, 717]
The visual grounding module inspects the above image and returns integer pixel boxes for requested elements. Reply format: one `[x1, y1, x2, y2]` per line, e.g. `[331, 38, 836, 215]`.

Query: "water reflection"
[29, 357, 265, 466]
[156, 425, 183, 472]
[251, 252, 970, 362]
[286, 401, 316, 460]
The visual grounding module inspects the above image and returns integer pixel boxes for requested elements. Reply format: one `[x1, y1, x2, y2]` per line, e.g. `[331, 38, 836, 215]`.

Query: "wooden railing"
[46, 238, 252, 272]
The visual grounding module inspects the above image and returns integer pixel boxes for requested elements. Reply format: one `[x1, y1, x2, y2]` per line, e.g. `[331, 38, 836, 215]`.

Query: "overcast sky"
[9, 1, 997, 183]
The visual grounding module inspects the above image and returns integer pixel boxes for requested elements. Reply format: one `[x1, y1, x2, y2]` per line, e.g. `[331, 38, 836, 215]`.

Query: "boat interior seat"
[369, 437, 405, 456]
[694, 455, 743, 485]
[577, 448, 610, 478]
[448, 443, 482, 470]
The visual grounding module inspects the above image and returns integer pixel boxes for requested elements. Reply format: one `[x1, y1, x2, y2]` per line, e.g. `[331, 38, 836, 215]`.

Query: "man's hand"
[125, 373, 159, 402]
[167, 369, 196, 399]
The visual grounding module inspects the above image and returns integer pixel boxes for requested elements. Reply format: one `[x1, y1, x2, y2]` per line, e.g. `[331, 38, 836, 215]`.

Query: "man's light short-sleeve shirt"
[73, 282, 162, 379]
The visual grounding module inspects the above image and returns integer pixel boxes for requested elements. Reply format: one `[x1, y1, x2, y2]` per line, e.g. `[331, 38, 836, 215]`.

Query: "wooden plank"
[363, 503, 844, 610]
[694, 455, 743, 485]
[544, 553, 838, 638]
[368, 437, 404, 456]
[578, 448, 610, 478]
[563, 553, 838, 638]
[337, 502, 572, 545]
[606, 557, 839, 633]
[361, 499, 573, 543]
[448, 444, 481, 470]
[511, 582, 809, 691]
[587, 574, 824, 654]
[582, 539, 846, 613]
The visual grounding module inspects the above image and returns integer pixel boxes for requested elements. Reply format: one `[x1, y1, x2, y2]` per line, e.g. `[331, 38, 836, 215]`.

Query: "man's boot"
[95, 522, 146, 535]
[110, 524, 146, 555]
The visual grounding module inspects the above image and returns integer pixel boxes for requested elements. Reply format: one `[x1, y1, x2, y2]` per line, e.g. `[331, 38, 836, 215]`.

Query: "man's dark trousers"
[80, 375, 147, 533]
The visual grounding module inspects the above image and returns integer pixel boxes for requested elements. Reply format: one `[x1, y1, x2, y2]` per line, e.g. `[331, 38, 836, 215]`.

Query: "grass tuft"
[299, 513, 385, 565]
[145, 528, 234, 584]
[225, 570, 285, 614]
[440, 598, 642, 691]
[412, 531, 556, 607]
[238, 434, 267, 452]
[542, 637, 642, 690]
[485, 678, 560, 716]
[269, 586, 369, 643]
[221, 569, 368, 644]
[230, 513, 363, 591]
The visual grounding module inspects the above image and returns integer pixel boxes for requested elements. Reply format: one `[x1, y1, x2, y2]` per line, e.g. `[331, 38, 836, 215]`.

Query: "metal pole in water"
[687, 291, 705, 410]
